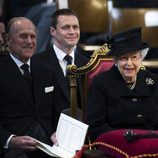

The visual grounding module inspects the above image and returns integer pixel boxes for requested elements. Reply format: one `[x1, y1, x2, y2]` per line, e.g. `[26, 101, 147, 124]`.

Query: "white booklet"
[36, 113, 89, 158]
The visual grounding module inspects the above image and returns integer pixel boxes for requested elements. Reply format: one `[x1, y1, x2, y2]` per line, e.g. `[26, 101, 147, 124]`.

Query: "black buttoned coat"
[87, 66, 158, 141]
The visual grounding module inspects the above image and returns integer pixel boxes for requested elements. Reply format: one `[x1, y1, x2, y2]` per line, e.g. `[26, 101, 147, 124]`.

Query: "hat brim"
[107, 42, 149, 57]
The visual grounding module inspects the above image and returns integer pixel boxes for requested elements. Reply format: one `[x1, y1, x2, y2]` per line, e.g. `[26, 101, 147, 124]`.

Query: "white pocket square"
[45, 86, 54, 93]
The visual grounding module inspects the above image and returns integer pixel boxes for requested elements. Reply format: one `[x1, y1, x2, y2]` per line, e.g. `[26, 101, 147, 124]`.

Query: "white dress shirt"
[10, 53, 31, 74]
[53, 44, 75, 76]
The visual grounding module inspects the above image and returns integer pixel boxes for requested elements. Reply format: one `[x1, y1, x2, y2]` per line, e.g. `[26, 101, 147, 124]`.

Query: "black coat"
[33, 46, 89, 113]
[87, 66, 158, 141]
[0, 54, 60, 147]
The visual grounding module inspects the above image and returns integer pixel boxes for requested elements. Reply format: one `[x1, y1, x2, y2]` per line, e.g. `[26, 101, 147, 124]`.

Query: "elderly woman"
[86, 27, 158, 141]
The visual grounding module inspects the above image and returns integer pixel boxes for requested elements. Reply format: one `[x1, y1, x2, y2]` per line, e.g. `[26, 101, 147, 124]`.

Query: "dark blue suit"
[0, 54, 60, 157]
[33, 46, 89, 114]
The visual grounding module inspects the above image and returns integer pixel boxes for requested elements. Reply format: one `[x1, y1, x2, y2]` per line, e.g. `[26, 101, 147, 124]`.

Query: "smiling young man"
[33, 9, 88, 116]
[86, 27, 158, 141]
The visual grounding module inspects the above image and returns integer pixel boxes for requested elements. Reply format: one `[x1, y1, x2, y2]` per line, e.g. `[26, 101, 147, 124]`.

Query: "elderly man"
[0, 17, 60, 158]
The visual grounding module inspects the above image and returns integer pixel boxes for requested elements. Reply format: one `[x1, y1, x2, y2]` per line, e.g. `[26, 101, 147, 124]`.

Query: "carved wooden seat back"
[67, 44, 114, 120]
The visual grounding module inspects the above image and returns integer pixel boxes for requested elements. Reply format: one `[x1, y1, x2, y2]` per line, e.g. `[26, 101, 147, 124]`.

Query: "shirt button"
[132, 98, 138, 102]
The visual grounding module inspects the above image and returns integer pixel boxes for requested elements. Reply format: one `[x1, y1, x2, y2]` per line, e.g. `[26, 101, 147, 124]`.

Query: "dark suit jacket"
[0, 54, 60, 147]
[33, 46, 89, 113]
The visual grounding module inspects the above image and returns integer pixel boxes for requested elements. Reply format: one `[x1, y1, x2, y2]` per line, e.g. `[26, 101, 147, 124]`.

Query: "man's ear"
[50, 27, 56, 37]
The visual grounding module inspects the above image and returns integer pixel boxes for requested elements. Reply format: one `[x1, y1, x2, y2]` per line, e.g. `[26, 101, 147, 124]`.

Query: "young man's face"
[50, 15, 80, 51]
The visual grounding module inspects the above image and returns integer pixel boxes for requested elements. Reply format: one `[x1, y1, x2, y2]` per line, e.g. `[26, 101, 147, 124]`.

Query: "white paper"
[36, 140, 58, 157]
[36, 113, 89, 158]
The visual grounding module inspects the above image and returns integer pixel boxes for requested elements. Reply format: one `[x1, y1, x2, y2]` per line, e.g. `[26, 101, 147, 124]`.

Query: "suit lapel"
[31, 59, 43, 108]
[3, 55, 34, 108]
[74, 48, 88, 67]
[46, 48, 70, 101]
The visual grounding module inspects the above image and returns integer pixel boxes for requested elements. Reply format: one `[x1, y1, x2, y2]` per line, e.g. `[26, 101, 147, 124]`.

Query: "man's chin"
[23, 52, 34, 59]
[67, 41, 78, 46]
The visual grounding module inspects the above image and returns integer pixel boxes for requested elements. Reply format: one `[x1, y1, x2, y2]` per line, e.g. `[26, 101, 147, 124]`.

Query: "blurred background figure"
[0, 16, 6, 54]
[0, 16, 5, 45]
[0, 0, 5, 49]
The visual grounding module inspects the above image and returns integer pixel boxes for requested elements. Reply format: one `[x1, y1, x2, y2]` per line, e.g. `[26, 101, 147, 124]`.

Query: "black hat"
[106, 27, 149, 57]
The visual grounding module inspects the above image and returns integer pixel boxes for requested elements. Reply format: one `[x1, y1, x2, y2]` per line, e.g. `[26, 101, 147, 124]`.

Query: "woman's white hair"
[140, 47, 149, 60]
